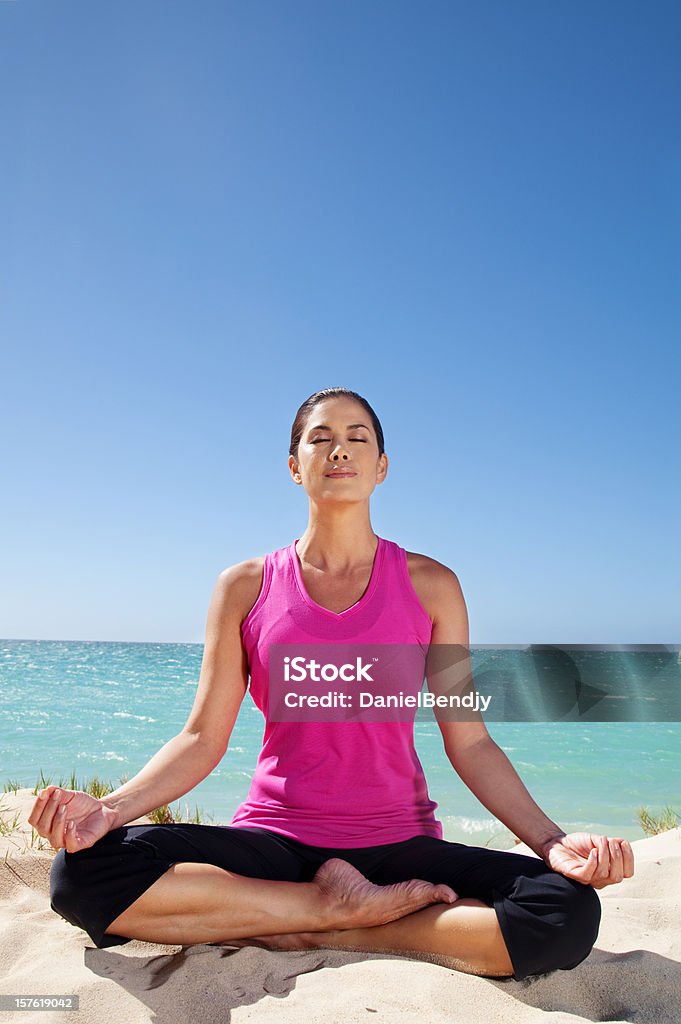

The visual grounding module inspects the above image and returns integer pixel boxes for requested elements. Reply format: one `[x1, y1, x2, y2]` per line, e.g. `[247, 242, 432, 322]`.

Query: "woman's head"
[288, 388, 388, 498]
[289, 388, 385, 461]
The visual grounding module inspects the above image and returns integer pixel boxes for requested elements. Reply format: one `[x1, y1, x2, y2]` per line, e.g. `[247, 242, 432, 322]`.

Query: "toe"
[433, 883, 459, 904]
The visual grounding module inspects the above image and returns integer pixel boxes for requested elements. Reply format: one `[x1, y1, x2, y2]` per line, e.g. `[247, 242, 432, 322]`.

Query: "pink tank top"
[230, 535, 444, 847]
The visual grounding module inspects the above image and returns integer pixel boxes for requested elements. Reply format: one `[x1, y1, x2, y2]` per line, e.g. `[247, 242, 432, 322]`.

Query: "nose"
[329, 445, 350, 462]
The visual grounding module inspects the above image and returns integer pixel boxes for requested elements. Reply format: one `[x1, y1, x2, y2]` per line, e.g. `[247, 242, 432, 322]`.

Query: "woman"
[36, 387, 633, 981]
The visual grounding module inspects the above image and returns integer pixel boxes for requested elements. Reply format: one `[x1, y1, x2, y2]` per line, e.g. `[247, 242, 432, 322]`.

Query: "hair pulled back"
[289, 388, 385, 460]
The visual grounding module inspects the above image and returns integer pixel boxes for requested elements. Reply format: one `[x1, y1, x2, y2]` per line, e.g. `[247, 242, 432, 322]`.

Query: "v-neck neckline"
[290, 536, 384, 619]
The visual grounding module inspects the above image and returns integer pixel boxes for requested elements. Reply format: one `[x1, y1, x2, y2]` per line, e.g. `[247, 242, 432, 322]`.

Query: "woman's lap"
[49, 825, 601, 979]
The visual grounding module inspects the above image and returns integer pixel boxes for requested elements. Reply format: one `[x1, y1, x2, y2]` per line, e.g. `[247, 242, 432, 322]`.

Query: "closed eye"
[311, 438, 367, 444]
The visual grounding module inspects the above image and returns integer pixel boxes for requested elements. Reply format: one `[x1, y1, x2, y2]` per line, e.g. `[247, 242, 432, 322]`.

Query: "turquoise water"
[1, 640, 679, 849]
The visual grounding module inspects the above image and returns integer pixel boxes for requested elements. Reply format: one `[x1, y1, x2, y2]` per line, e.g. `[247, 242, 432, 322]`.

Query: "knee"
[505, 874, 602, 980]
[49, 849, 86, 929]
[534, 877, 602, 976]
[49, 849, 71, 919]
[555, 880, 601, 971]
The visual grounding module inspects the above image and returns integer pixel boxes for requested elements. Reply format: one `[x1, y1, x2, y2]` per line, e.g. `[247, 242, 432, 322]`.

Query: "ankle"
[308, 879, 351, 929]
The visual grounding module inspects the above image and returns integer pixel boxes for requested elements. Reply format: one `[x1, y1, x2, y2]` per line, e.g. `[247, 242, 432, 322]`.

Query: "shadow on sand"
[84, 941, 680, 1024]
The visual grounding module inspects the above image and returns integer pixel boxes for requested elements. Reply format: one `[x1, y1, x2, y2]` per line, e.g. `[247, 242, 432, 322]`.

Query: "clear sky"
[2, 1, 679, 644]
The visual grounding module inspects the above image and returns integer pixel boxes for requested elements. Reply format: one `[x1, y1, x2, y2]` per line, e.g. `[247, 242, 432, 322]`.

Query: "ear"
[288, 454, 303, 484]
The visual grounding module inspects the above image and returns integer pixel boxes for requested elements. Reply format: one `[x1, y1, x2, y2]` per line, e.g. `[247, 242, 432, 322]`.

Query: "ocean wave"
[441, 815, 500, 834]
[76, 751, 126, 762]
[112, 712, 157, 722]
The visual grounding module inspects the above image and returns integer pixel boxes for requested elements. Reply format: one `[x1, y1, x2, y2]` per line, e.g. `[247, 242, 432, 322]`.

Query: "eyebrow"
[307, 423, 371, 433]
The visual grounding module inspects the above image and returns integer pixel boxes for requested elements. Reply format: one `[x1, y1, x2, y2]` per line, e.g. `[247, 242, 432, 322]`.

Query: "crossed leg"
[104, 857, 514, 977]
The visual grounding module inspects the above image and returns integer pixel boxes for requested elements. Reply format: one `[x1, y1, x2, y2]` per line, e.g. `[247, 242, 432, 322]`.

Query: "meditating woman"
[36, 387, 634, 980]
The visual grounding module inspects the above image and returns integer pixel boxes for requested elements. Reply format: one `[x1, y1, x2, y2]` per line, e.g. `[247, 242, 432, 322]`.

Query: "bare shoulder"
[405, 549, 463, 596]
[405, 550, 467, 628]
[215, 556, 266, 626]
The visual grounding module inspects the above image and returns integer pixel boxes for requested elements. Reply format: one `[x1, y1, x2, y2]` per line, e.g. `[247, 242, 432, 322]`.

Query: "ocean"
[1, 640, 679, 849]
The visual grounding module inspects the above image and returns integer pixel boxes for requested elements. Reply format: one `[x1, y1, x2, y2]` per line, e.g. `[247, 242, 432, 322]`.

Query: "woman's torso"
[228, 535, 445, 847]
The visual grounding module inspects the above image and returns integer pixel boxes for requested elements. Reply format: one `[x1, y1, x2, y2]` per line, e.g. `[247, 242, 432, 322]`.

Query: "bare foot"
[311, 858, 458, 929]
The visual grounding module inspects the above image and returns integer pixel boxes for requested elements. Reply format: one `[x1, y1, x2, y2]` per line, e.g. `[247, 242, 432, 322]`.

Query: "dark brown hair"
[289, 388, 385, 460]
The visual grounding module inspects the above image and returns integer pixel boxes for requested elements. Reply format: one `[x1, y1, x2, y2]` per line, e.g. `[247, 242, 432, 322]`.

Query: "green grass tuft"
[0, 798, 22, 838]
[637, 805, 680, 836]
[147, 801, 213, 825]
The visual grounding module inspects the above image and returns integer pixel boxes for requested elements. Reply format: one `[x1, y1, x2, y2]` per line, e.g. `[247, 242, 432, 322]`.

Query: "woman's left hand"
[541, 831, 635, 888]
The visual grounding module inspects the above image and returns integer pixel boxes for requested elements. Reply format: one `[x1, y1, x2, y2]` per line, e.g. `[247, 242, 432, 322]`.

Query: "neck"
[296, 511, 378, 573]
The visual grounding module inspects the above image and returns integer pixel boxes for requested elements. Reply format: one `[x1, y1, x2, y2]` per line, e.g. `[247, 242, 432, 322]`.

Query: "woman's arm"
[29, 561, 263, 850]
[99, 731, 227, 829]
[416, 557, 634, 886]
[447, 735, 565, 856]
[100, 561, 258, 828]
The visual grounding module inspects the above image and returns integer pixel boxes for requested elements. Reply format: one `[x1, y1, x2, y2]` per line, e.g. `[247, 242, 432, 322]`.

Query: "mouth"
[325, 471, 356, 478]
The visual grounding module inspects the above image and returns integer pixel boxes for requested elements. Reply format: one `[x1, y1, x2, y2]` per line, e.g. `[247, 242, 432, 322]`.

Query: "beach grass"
[637, 805, 680, 836]
[0, 797, 22, 838]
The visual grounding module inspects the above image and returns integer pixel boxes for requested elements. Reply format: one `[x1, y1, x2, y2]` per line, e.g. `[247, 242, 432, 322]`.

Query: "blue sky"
[2, 0, 679, 644]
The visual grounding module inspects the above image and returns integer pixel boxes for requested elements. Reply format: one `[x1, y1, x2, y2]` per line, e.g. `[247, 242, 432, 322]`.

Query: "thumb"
[65, 820, 81, 850]
[585, 848, 598, 872]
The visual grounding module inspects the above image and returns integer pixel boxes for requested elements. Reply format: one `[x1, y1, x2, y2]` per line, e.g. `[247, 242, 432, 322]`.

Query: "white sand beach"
[1, 788, 679, 1024]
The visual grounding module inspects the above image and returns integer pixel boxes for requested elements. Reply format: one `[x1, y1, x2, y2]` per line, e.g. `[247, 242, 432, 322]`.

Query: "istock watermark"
[267, 644, 681, 723]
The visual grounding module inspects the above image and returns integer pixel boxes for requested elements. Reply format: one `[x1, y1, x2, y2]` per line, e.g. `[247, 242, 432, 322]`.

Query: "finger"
[434, 884, 459, 904]
[621, 840, 635, 878]
[595, 835, 610, 879]
[27, 789, 50, 827]
[29, 788, 58, 830]
[582, 847, 599, 882]
[585, 845, 615, 889]
[43, 790, 66, 843]
[32, 790, 57, 834]
[52, 803, 68, 850]
[64, 818, 78, 852]
[607, 839, 624, 883]
[47, 803, 66, 851]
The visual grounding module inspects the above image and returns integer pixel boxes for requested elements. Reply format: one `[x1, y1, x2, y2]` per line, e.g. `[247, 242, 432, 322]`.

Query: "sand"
[1, 788, 679, 1024]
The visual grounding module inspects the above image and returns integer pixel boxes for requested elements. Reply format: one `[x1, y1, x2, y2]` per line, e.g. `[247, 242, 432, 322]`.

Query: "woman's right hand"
[27, 785, 120, 853]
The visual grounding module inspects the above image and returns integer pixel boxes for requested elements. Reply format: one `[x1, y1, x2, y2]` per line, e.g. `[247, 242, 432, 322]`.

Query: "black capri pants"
[50, 823, 601, 981]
